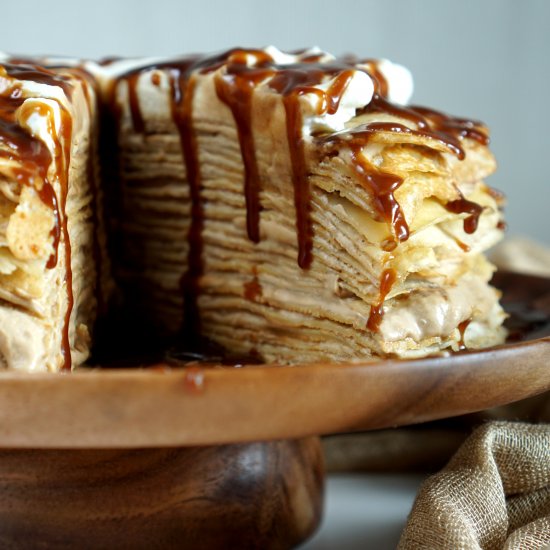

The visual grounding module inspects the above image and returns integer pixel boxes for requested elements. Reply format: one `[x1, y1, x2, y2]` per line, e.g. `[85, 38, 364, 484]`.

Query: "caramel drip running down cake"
[97, 47, 506, 363]
[0, 47, 506, 370]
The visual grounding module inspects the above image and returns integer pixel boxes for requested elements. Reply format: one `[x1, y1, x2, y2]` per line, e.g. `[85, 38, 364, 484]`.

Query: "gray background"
[3, 0, 549, 243]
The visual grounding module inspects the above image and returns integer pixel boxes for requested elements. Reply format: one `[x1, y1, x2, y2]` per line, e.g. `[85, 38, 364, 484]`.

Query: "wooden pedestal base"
[0, 437, 324, 549]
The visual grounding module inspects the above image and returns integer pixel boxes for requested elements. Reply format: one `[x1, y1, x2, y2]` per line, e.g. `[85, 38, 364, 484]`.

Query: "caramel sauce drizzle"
[150, 73, 161, 87]
[367, 268, 397, 332]
[116, 51, 489, 256]
[244, 267, 263, 302]
[111, 49, 493, 334]
[113, 51, 362, 328]
[171, 70, 202, 333]
[110, 58, 203, 333]
[270, 65, 356, 268]
[127, 73, 145, 134]
[244, 275, 262, 302]
[445, 194, 484, 234]
[213, 50, 273, 244]
[56, 109, 73, 370]
[110, 59, 199, 333]
[211, 49, 357, 268]
[0, 63, 74, 369]
[322, 123, 409, 242]
[410, 105, 490, 148]
[97, 56, 123, 67]
[345, 96, 491, 240]
[0, 63, 74, 97]
[361, 95, 467, 159]
[359, 59, 389, 97]
[457, 318, 471, 350]
[454, 238, 471, 253]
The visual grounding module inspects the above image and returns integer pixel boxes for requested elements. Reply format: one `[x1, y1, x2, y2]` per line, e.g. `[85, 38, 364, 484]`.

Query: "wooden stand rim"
[0, 336, 547, 449]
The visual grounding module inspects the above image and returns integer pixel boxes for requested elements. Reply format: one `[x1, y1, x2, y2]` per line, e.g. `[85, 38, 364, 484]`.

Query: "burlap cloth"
[398, 422, 550, 549]
[323, 238, 550, 549]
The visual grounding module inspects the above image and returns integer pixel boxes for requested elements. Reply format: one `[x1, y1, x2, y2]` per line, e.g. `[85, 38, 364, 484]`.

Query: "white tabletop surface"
[301, 473, 428, 550]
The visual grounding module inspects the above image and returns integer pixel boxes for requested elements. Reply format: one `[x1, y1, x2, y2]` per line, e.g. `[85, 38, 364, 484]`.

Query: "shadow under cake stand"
[0, 272, 548, 549]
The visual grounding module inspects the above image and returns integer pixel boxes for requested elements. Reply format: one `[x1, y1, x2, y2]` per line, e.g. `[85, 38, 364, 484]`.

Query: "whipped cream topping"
[0, 67, 68, 167]
[264, 45, 328, 64]
[84, 57, 167, 88]
[18, 98, 63, 157]
[223, 46, 414, 135]
[299, 70, 375, 134]
[369, 58, 414, 105]
[4, 48, 415, 149]
[93, 46, 414, 136]
[294, 54, 414, 134]
[263, 47, 413, 133]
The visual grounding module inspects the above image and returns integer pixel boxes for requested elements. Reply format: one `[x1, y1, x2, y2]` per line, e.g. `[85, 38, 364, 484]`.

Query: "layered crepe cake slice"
[0, 62, 109, 371]
[103, 47, 506, 362]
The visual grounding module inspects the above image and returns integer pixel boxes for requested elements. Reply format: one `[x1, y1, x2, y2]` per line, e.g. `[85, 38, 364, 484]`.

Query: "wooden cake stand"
[0, 272, 548, 549]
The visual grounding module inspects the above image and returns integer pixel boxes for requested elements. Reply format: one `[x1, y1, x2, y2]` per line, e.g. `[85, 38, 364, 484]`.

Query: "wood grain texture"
[0, 437, 324, 549]
[0, 337, 548, 448]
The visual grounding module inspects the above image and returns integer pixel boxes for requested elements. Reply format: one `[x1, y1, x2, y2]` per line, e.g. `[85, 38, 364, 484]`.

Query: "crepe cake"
[100, 47, 506, 363]
[0, 60, 111, 371]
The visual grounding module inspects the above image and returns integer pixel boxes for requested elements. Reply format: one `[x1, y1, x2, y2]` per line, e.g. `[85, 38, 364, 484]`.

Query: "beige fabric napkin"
[398, 421, 550, 550]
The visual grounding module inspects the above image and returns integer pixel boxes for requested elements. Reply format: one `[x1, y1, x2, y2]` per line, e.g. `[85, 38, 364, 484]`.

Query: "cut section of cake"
[100, 47, 506, 362]
[0, 61, 109, 371]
